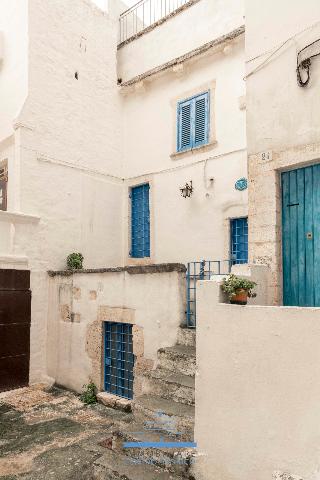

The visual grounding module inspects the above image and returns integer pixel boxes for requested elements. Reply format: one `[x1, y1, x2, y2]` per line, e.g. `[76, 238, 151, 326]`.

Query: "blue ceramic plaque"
[235, 177, 248, 191]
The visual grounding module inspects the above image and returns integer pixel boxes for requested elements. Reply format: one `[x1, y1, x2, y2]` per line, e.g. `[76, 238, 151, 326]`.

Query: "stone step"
[133, 394, 195, 436]
[177, 328, 196, 348]
[112, 419, 194, 476]
[158, 345, 196, 377]
[93, 448, 185, 480]
[142, 368, 195, 406]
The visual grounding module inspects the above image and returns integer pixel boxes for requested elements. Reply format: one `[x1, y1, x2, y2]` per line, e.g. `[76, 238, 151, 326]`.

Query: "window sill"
[127, 257, 153, 267]
[170, 141, 217, 160]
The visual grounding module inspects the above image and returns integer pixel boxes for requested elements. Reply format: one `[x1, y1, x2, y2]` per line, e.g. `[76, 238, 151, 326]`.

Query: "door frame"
[103, 321, 134, 400]
[280, 162, 320, 307]
[125, 176, 154, 266]
[230, 216, 249, 265]
[0, 269, 31, 392]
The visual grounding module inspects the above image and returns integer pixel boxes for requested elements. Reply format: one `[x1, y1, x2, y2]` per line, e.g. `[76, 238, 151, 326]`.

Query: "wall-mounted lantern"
[180, 180, 193, 198]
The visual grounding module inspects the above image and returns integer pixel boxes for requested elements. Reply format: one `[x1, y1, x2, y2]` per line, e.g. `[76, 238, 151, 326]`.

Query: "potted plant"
[221, 274, 257, 305]
[67, 252, 84, 270]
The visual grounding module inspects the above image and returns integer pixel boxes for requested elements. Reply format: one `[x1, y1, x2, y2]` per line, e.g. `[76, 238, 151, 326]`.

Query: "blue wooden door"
[231, 217, 248, 264]
[282, 164, 320, 306]
[131, 184, 150, 258]
[104, 322, 134, 400]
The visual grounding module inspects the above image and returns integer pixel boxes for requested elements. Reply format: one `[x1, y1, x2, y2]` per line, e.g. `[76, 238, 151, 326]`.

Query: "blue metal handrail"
[119, 0, 190, 44]
[186, 260, 233, 328]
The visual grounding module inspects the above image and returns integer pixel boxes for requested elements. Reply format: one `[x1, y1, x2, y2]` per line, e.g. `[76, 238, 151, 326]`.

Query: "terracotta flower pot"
[230, 288, 248, 305]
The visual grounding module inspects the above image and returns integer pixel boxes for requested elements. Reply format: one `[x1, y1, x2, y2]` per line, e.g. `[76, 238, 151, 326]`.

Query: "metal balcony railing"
[119, 0, 190, 45]
[186, 260, 241, 328]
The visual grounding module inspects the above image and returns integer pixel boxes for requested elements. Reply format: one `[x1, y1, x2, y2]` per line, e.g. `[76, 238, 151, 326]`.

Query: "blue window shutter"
[194, 92, 209, 147]
[131, 184, 150, 258]
[178, 99, 192, 151]
[177, 91, 209, 152]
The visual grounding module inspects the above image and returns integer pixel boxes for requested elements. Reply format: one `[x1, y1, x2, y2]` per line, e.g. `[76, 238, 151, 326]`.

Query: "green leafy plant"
[67, 252, 84, 270]
[80, 382, 97, 405]
[221, 274, 257, 301]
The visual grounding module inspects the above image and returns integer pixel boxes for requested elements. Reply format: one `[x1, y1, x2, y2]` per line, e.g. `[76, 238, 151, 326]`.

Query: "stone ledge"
[48, 263, 187, 277]
[97, 392, 132, 413]
[0, 210, 40, 224]
[120, 25, 245, 88]
[170, 141, 217, 160]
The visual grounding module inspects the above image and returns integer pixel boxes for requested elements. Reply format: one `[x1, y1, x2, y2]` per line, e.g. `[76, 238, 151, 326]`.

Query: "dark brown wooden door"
[0, 269, 31, 392]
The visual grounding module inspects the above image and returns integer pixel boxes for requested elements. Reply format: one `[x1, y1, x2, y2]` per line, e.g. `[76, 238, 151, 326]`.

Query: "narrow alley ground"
[0, 385, 131, 480]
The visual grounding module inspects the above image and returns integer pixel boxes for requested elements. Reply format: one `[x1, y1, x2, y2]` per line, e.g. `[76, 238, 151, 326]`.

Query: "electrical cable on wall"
[297, 38, 320, 87]
[245, 19, 320, 81]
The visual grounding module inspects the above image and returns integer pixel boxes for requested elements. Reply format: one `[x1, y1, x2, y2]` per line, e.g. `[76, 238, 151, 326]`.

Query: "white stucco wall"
[246, 0, 320, 155]
[196, 279, 320, 480]
[21, 0, 123, 179]
[122, 35, 247, 264]
[0, 0, 28, 142]
[245, 1, 320, 302]
[0, 0, 125, 384]
[118, 0, 245, 81]
[47, 269, 186, 393]
[0, 0, 249, 386]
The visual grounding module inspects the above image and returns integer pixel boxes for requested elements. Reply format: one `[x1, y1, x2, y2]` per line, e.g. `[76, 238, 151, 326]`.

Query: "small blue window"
[231, 217, 248, 264]
[177, 91, 210, 152]
[104, 322, 134, 400]
[130, 184, 150, 258]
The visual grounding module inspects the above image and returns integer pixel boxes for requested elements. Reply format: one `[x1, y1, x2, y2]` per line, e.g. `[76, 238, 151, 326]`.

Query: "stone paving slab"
[0, 385, 129, 479]
[0, 385, 194, 479]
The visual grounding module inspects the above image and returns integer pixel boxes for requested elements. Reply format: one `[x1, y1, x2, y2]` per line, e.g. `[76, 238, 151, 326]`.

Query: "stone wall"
[0, 0, 124, 384]
[47, 264, 186, 394]
[245, 1, 320, 304]
[0, 0, 28, 142]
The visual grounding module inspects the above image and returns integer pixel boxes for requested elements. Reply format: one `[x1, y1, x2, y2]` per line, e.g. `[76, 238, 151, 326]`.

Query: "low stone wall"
[195, 279, 320, 480]
[47, 264, 186, 394]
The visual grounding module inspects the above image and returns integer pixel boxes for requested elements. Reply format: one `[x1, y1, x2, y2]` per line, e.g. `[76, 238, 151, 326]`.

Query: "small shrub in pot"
[67, 252, 84, 270]
[221, 274, 257, 305]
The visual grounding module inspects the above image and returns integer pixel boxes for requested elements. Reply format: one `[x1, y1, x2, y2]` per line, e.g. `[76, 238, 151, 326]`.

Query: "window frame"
[130, 182, 151, 259]
[0, 162, 8, 212]
[177, 90, 210, 153]
[230, 216, 248, 265]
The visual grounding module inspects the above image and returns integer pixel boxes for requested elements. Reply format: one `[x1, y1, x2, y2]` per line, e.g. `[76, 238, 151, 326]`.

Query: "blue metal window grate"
[177, 91, 210, 152]
[104, 322, 134, 400]
[186, 260, 232, 328]
[131, 184, 150, 258]
[231, 217, 248, 264]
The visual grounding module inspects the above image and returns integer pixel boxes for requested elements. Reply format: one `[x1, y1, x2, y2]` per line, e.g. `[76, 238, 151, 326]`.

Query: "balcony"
[119, 0, 197, 46]
[0, 210, 40, 268]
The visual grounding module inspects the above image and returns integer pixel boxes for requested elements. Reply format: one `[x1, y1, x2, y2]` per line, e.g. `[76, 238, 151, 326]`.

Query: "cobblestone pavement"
[0, 385, 131, 480]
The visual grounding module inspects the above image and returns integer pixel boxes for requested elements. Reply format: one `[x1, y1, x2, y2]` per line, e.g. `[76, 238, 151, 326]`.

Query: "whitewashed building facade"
[0, 0, 246, 391]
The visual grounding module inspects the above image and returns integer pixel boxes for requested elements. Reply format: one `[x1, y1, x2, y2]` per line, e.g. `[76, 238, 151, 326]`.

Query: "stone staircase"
[93, 327, 196, 480]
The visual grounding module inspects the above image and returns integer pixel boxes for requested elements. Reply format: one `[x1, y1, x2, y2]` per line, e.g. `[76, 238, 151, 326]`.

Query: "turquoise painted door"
[282, 164, 320, 306]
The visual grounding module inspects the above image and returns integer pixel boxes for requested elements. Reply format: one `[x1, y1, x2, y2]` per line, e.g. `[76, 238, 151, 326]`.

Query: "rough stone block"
[60, 304, 71, 322]
[135, 357, 154, 374]
[70, 313, 81, 323]
[98, 306, 135, 324]
[72, 287, 81, 300]
[97, 392, 132, 412]
[89, 290, 97, 300]
[273, 472, 304, 480]
[132, 324, 144, 357]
